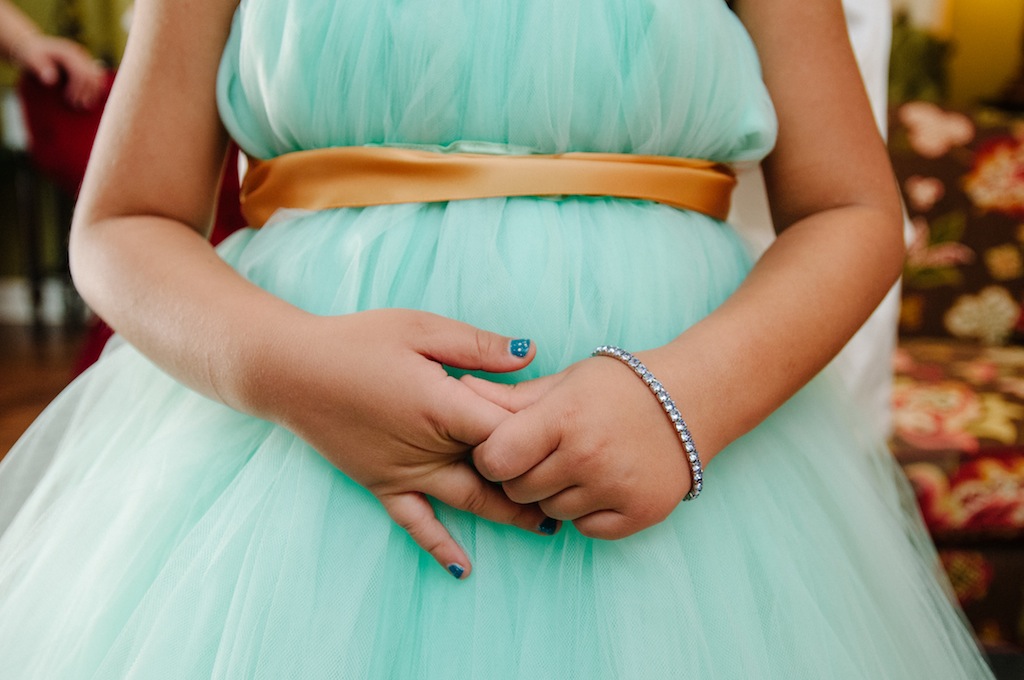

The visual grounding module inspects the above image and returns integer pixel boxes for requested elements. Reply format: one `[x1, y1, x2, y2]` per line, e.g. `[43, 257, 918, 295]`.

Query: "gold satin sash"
[239, 146, 736, 227]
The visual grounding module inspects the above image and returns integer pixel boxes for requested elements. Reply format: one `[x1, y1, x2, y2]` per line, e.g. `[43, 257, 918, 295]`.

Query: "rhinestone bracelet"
[592, 345, 703, 500]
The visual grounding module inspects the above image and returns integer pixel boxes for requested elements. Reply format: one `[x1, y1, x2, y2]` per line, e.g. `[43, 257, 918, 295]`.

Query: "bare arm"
[0, 0, 45, 62]
[70, 0, 289, 410]
[654, 0, 905, 455]
[70, 0, 556, 578]
[469, 0, 905, 538]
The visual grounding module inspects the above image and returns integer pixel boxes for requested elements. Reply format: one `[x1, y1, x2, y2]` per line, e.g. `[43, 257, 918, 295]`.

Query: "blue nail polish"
[447, 563, 465, 579]
[539, 517, 558, 535]
[510, 338, 531, 358]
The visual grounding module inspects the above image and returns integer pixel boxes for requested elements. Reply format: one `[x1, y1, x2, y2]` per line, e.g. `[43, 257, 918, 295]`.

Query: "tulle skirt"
[0, 197, 994, 678]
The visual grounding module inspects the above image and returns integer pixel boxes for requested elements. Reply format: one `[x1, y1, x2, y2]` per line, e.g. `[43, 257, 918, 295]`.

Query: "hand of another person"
[464, 350, 694, 540]
[16, 34, 106, 109]
[262, 308, 557, 578]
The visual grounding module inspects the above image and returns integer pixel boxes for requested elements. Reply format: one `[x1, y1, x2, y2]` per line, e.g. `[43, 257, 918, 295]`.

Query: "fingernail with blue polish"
[447, 563, 466, 580]
[510, 338, 531, 358]
[539, 517, 558, 535]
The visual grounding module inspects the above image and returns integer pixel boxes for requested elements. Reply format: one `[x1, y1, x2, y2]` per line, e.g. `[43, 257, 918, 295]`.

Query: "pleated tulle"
[0, 0, 996, 677]
[216, 0, 777, 162]
[0, 200, 994, 678]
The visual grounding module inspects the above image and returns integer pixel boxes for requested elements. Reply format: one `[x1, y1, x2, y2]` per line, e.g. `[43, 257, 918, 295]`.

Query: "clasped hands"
[271, 309, 693, 579]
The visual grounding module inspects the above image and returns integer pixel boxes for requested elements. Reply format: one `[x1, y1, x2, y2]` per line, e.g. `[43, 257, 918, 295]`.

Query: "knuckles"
[458, 483, 494, 517]
[572, 497, 675, 541]
[502, 479, 532, 505]
[574, 517, 629, 540]
[472, 445, 516, 481]
[473, 327, 492, 363]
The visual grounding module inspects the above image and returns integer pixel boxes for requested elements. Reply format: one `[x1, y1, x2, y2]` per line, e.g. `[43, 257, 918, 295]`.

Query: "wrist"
[216, 304, 317, 422]
[594, 345, 704, 500]
[635, 336, 731, 466]
[7, 30, 41, 66]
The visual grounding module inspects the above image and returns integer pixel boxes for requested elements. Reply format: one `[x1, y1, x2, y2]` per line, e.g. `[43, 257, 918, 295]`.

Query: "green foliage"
[906, 266, 964, 289]
[931, 211, 967, 244]
[889, 12, 951, 107]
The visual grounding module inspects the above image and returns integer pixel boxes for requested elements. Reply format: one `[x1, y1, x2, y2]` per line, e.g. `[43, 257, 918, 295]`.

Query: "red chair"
[15, 71, 247, 372]
[18, 69, 114, 196]
[12, 71, 112, 331]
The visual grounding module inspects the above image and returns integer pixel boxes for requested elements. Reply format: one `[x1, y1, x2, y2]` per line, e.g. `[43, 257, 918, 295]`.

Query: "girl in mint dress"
[0, 0, 996, 677]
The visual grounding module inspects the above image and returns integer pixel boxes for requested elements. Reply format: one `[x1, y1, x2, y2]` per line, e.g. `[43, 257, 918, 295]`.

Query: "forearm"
[643, 0, 906, 461]
[65, 0, 267, 408]
[69, 216, 305, 414]
[648, 202, 904, 460]
[0, 1, 42, 64]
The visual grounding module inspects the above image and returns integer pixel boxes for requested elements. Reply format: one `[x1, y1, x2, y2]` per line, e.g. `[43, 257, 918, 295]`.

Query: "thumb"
[415, 316, 535, 374]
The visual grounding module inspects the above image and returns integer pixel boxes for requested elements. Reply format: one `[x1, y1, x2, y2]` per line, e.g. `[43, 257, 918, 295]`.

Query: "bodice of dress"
[217, 0, 777, 163]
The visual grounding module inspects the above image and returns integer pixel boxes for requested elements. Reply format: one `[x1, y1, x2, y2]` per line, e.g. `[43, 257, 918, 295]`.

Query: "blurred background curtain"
[51, 0, 130, 64]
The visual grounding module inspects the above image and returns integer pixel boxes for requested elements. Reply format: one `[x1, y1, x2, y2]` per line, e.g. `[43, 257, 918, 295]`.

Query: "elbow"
[873, 183, 908, 290]
[68, 210, 98, 310]
[67, 205, 126, 316]
[67, 200, 121, 316]
[832, 170, 907, 293]
[885, 223, 908, 288]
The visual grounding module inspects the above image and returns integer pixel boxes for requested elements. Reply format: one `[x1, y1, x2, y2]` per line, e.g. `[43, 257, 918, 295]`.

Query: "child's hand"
[16, 35, 106, 109]
[259, 309, 556, 578]
[464, 352, 694, 539]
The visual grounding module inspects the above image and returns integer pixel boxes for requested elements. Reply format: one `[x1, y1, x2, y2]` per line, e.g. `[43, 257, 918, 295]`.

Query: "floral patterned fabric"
[891, 103, 1024, 651]
[892, 339, 1024, 649]
[893, 342, 1024, 463]
[891, 103, 1024, 344]
[939, 548, 1024, 652]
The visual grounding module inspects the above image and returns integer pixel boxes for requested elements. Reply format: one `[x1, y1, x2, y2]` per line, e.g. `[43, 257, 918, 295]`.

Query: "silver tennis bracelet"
[592, 345, 703, 500]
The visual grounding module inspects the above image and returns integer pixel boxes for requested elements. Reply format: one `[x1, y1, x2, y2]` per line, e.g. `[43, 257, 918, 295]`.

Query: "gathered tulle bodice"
[217, 0, 777, 163]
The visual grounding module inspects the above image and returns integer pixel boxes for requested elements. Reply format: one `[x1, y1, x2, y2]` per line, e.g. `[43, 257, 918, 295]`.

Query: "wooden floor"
[0, 324, 84, 461]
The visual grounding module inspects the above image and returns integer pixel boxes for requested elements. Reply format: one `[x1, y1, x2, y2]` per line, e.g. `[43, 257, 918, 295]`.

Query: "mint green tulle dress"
[0, 1, 997, 678]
